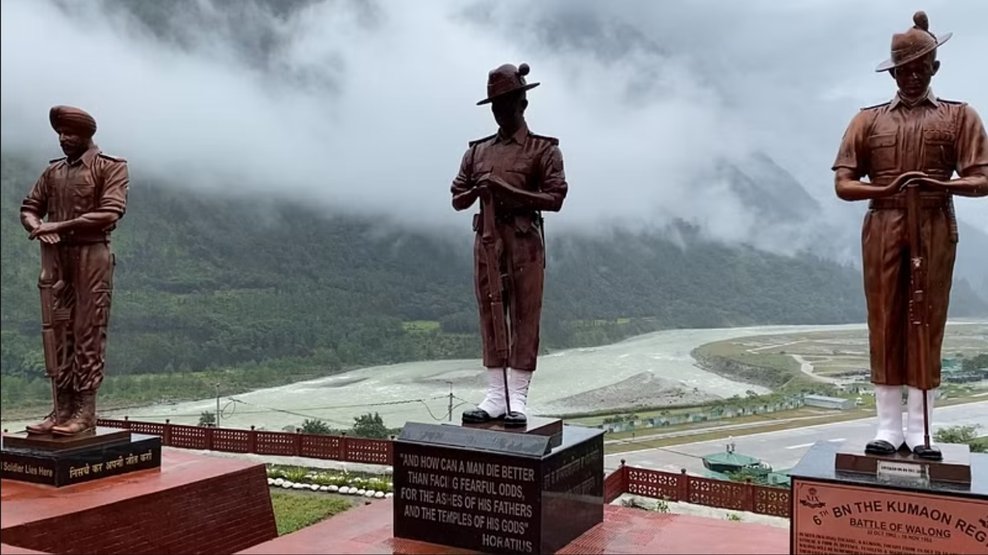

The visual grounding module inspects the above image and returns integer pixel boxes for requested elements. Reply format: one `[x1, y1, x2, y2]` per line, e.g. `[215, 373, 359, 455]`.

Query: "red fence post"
[340, 433, 349, 462]
[294, 428, 302, 457]
[743, 479, 755, 513]
[248, 425, 257, 454]
[678, 468, 689, 502]
[620, 459, 628, 494]
[123, 415, 131, 430]
[163, 419, 172, 446]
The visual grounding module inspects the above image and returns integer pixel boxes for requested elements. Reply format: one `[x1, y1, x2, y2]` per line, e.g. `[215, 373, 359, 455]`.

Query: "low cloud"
[2, 0, 985, 245]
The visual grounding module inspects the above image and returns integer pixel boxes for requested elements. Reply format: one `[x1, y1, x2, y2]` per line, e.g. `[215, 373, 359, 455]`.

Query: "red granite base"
[1, 449, 277, 554]
[238, 499, 789, 554]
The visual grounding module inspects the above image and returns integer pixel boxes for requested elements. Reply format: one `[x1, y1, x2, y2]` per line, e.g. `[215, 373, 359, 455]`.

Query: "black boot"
[462, 408, 501, 424]
[912, 444, 943, 461]
[865, 439, 898, 456]
[503, 411, 527, 428]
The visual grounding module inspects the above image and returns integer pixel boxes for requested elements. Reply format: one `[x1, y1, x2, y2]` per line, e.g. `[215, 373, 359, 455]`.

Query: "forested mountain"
[3, 151, 985, 386]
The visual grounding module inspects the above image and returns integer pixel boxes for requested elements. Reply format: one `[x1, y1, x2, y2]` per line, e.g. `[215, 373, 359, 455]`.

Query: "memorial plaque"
[791, 442, 988, 555]
[792, 479, 987, 554]
[1, 432, 161, 487]
[394, 422, 604, 554]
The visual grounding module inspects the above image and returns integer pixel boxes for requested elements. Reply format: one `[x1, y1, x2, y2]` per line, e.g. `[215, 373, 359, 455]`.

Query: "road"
[604, 401, 988, 475]
[791, 354, 841, 385]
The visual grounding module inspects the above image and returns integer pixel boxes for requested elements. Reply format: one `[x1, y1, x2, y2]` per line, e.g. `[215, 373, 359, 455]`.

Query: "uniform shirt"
[21, 145, 129, 243]
[450, 123, 567, 217]
[833, 89, 988, 186]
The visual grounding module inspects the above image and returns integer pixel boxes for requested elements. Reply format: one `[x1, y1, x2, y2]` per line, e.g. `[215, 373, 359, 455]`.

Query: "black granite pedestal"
[789, 441, 987, 555]
[1, 427, 161, 487]
[393, 420, 604, 554]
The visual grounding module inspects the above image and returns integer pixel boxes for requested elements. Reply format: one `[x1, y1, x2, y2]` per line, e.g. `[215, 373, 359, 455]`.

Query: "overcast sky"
[2, 0, 986, 241]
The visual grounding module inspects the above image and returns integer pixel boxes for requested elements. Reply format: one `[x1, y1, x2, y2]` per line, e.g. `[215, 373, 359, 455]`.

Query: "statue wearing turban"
[20, 105, 129, 436]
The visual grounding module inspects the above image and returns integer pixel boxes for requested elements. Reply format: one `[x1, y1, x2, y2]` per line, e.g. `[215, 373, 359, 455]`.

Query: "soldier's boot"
[25, 389, 75, 434]
[905, 387, 941, 461]
[52, 390, 97, 436]
[462, 368, 507, 423]
[865, 385, 904, 455]
[504, 369, 532, 428]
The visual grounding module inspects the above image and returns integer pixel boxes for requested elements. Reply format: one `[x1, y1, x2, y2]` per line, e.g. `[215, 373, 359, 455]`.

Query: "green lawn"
[270, 490, 353, 536]
[401, 320, 441, 332]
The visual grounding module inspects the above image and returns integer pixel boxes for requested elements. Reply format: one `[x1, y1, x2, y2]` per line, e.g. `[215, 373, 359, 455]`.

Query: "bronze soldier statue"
[451, 63, 568, 427]
[832, 12, 987, 459]
[20, 105, 129, 436]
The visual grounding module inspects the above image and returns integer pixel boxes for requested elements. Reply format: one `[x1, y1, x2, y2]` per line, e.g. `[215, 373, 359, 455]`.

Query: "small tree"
[301, 418, 333, 435]
[198, 411, 216, 427]
[934, 425, 985, 452]
[350, 412, 389, 439]
[726, 467, 769, 486]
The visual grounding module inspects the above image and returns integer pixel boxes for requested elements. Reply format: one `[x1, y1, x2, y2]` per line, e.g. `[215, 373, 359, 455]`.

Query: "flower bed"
[266, 465, 394, 499]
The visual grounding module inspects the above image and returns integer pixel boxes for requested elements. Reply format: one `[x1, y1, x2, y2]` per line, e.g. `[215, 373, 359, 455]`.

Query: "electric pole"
[447, 381, 454, 422]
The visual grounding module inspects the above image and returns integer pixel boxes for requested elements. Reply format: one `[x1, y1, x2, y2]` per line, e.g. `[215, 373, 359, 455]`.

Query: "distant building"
[803, 394, 855, 410]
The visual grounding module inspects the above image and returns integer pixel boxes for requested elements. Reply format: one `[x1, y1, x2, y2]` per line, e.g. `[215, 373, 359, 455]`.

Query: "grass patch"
[971, 436, 988, 453]
[402, 320, 440, 332]
[270, 490, 353, 536]
[603, 394, 987, 456]
[604, 410, 873, 455]
[599, 408, 826, 440]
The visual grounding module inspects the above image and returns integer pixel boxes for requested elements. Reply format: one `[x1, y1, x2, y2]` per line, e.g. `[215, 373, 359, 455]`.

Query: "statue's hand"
[883, 171, 928, 196]
[901, 176, 948, 191]
[476, 183, 493, 202]
[36, 233, 61, 244]
[29, 221, 62, 240]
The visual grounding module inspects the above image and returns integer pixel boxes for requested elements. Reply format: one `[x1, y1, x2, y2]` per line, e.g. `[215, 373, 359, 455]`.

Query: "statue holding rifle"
[20, 106, 129, 436]
[832, 11, 987, 460]
[450, 62, 568, 427]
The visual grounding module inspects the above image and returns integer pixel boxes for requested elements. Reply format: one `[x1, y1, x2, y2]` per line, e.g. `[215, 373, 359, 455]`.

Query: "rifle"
[38, 241, 67, 422]
[477, 183, 512, 415]
[904, 182, 931, 450]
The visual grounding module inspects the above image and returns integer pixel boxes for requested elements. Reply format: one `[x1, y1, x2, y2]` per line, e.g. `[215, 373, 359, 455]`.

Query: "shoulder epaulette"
[860, 101, 890, 111]
[468, 134, 496, 147]
[937, 98, 966, 105]
[529, 132, 559, 146]
[48, 156, 66, 164]
[98, 152, 127, 162]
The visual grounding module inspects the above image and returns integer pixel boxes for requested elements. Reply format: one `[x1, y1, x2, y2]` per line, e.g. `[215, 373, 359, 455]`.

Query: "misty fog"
[2, 0, 986, 255]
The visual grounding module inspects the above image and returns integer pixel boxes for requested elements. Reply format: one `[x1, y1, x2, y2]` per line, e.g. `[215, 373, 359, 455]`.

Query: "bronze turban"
[49, 105, 97, 137]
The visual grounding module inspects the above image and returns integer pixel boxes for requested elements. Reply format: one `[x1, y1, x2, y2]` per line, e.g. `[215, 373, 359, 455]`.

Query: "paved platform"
[238, 498, 790, 554]
[2, 449, 276, 554]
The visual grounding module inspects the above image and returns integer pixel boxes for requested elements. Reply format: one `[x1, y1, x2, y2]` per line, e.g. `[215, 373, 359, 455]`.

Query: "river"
[6, 322, 983, 431]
